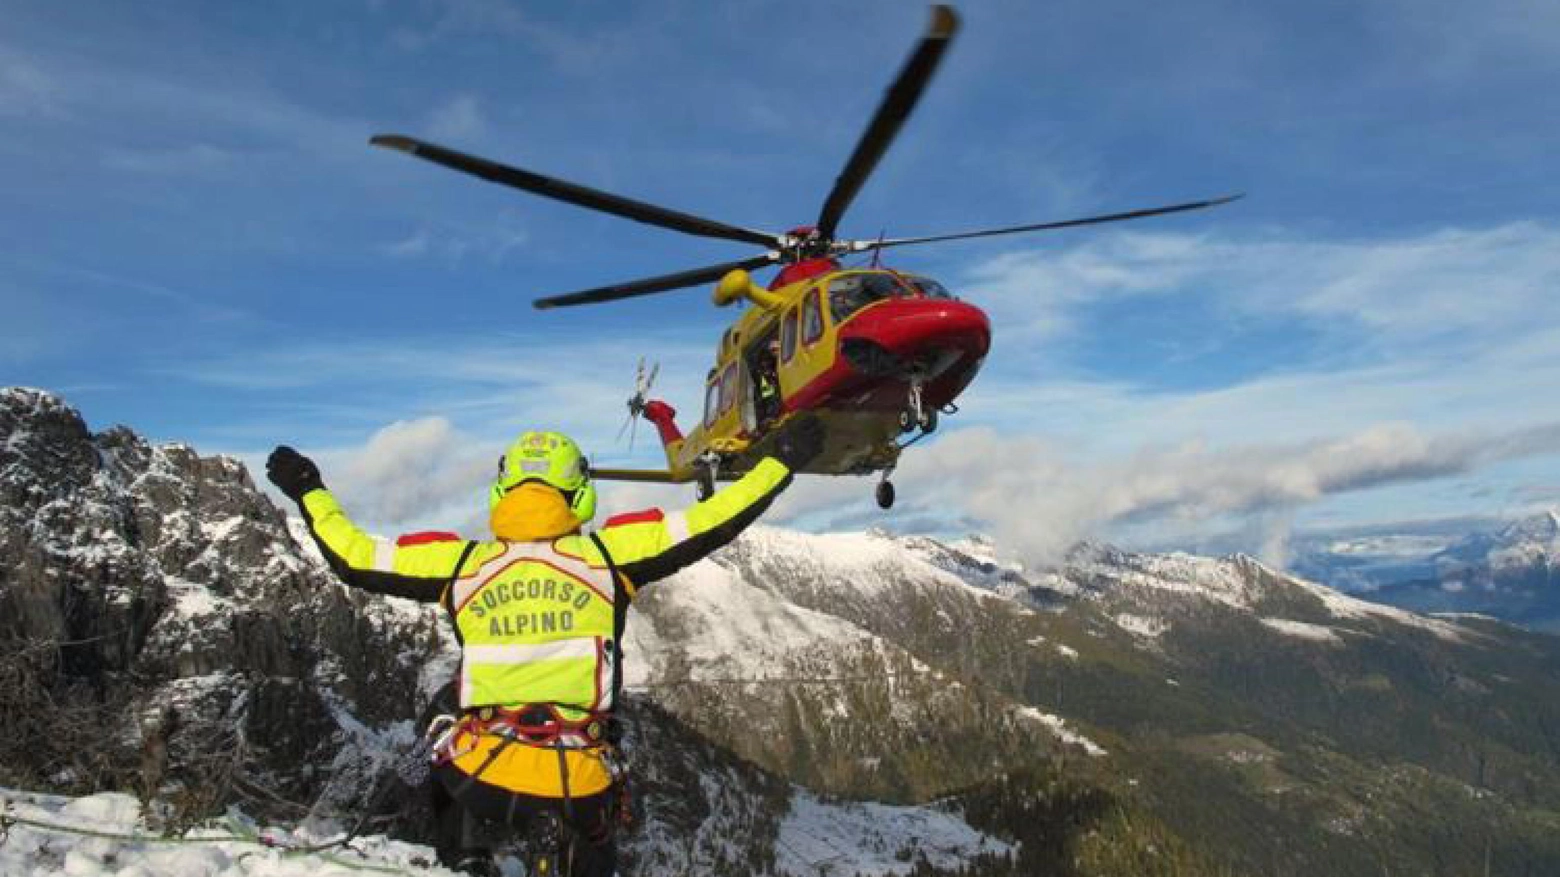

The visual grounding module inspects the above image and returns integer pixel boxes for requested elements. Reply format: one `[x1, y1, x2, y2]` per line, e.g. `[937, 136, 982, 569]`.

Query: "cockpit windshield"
[828, 273, 906, 322]
[904, 276, 954, 299]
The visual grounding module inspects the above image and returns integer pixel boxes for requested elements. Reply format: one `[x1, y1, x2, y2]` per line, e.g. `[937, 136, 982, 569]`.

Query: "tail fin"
[641, 401, 684, 468]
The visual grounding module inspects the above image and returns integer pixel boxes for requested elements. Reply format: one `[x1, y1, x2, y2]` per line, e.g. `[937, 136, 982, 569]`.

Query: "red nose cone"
[782, 297, 991, 415]
[830, 298, 990, 412]
[838, 298, 991, 369]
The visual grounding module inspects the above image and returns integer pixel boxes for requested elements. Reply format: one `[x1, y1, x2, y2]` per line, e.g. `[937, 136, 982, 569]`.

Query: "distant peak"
[1496, 508, 1560, 544]
[2, 386, 70, 413]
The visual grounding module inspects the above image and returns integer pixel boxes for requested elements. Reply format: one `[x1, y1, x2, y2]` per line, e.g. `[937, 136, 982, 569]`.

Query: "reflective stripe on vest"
[451, 540, 617, 712]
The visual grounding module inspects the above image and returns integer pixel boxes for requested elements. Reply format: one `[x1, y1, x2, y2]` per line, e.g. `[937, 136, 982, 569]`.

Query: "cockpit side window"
[781, 308, 798, 362]
[704, 376, 720, 427]
[717, 361, 739, 414]
[802, 287, 824, 346]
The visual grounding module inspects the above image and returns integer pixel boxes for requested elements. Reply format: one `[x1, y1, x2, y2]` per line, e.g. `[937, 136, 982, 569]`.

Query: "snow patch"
[777, 790, 1009, 876]
[1113, 613, 1168, 638]
[1293, 577, 1468, 640]
[1260, 618, 1342, 644]
[1014, 707, 1108, 757]
[0, 789, 439, 877]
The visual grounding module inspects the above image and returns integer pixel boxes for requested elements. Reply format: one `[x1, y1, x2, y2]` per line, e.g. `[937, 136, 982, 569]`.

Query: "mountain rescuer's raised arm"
[586, 414, 825, 587]
[266, 446, 475, 602]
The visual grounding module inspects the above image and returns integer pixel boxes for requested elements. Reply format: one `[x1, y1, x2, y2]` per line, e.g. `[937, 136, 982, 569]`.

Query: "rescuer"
[265, 415, 824, 877]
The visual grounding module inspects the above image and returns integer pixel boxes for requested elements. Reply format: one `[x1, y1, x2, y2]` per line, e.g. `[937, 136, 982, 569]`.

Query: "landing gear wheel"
[696, 473, 715, 501]
[918, 408, 938, 433]
[897, 409, 916, 434]
[875, 480, 896, 510]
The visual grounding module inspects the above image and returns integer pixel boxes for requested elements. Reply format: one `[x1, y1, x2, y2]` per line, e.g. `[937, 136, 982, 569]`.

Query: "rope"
[627, 671, 925, 688]
[1, 811, 252, 845]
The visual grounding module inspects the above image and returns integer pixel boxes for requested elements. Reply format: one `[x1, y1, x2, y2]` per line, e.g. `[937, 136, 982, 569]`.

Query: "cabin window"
[781, 309, 798, 362]
[802, 287, 824, 345]
[704, 378, 721, 427]
[828, 273, 905, 322]
[906, 276, 954, 299]
[717, 361, 739, 414]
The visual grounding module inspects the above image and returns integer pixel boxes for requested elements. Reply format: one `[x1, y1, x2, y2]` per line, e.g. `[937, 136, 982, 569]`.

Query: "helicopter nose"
[837, 298, 991, 378]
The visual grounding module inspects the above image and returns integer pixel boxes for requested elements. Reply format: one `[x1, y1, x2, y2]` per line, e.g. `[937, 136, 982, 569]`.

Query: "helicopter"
[370, 5, 1239, 510]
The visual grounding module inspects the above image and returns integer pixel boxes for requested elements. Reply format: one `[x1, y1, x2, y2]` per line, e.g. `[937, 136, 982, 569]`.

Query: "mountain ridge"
[5, 386, 1560, 876]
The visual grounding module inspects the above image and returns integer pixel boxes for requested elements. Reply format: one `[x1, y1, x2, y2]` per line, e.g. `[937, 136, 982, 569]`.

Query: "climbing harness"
[434, 703, 609, 761]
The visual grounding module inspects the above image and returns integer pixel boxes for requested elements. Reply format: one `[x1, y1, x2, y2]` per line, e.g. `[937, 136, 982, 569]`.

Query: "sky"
[3, 0, 1558, 567]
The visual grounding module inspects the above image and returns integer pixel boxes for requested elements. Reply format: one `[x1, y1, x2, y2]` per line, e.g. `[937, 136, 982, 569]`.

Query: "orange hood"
[489, 482, 581, 541]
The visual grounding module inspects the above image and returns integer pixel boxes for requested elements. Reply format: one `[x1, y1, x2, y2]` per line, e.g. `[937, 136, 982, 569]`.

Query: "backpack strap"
[588, 531, 628, 712]
[440, 540, 481, 638]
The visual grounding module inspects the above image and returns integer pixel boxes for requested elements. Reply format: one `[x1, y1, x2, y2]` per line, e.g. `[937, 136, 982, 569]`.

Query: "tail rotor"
[618, 358, 660, 451]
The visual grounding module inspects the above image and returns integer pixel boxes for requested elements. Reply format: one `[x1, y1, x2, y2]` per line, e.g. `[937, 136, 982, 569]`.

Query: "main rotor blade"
[858, 194, 1244, 251]
[532, 253, 779, 310]
[372, 134, 781, 248]
[816, 5, 960, 240]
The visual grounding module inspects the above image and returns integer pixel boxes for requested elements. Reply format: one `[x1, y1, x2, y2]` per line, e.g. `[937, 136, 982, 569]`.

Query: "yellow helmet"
[490, 431, 596, 523]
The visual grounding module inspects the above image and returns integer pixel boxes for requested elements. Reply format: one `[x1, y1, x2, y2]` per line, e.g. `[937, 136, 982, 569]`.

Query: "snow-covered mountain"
[6, 387, 1560, 877]
[1290, 511, 1560, 631]
[1335, 510, 1560, 631]
[0, 388, 1010, 876]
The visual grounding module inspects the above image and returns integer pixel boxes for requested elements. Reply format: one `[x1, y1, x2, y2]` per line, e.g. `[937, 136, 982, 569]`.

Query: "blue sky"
[4, 0, 1558, 564]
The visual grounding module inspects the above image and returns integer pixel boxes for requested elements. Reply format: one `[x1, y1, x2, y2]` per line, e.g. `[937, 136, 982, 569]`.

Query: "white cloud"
[377, 215, 529, 263]
[955, 221, 1560, 450]
[821, 420, 1560, 568]
[960, 222, 1560, 351]
[426, 93, 487, 141]
[101, 143, 239, 175]
[0, 49, 64, 118]
[322, 417, 493, 527]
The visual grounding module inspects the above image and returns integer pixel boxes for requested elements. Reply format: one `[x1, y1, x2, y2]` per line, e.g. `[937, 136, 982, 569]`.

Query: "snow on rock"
[1260, 617, 1343, 644]
[777, 790, 1010, 877]
[624, 557, 899, 686]
[1290, 575, 1470, 641]
[2, 785, 1010, 877]
[1114, 612, 1169, 639]
[0, 789, 446, 877]
[1067, 544, 1267, 608]
[1014, 707, 1108, 757]
[721, 526, 1015, 608]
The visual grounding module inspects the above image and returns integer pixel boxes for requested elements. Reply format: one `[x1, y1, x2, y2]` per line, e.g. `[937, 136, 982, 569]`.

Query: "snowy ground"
[2, 786, 1010, 877]
[0, 789, 466, 877]
[775, 791, 1010, 876]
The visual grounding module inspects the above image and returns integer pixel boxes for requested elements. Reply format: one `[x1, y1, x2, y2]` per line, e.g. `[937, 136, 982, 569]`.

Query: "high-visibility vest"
[449, 540, 618, 713]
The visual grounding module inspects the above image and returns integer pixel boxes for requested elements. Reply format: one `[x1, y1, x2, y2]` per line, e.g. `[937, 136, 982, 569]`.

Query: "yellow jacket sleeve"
[574, 457, 793, 589]
[300, 489, 488, 602]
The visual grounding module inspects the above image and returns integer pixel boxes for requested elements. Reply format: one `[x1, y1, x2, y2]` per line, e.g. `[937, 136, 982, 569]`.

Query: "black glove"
[773, 414, 825, 471]
[266, 445, 324, 501]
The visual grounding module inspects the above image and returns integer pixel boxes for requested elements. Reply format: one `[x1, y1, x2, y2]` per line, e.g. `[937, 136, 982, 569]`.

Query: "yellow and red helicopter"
[371, 6, 1238, 509]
